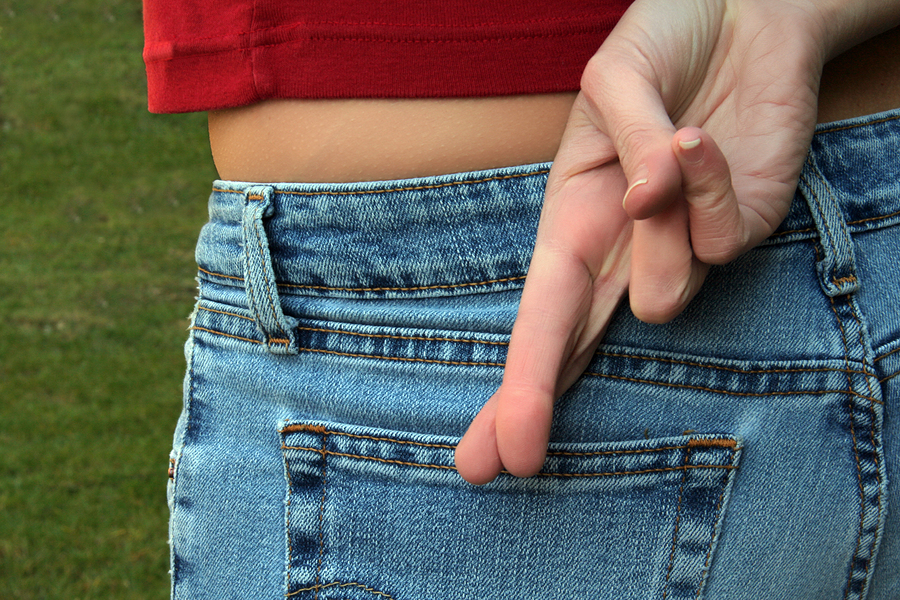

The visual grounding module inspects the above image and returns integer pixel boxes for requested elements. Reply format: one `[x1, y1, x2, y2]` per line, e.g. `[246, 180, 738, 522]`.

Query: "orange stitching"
[282, 444, 735, 476]
[212, 168, 548, 198]
[281, 427, 457, 450]
[594, 349, 872, 378]
[313, 430, 328, 600]
[198, 306, 254, 321]
[770, 205, 900, 237]
[534, 465, 737, 478]
[198, 266, 243, 281]
[833, 275, 858, 285]
[768, 225, 817, 237]
[846, 208, 900, 228]
[584, 370, 883, 404]
[280, 425, 737, 456]
[817, 113, 900, 134]
[281, 424, 329, 435]
[248, 194, 264, 201]
[549, 441, 736, 457]
[875, 345, 900, 363]
[278, 169, 550, 196]
[695, 445, 736, 600]
[197, 264, 526, 292]
[190, 326, 262, 344]
[195, 304, 873, 377]
[849, 301, 881, 597]
[279, 275, 526, 293]
[296, 325, 508, 346]
[880, 370, 900, 383]
[546, 445, 689, 457]
[299, 346, 504, 367]
[189, 326, 883, 403]
[282, 434, 296, 593]
[287, 581, 395, 599]
[830, 295, 866, 600]
[662, 446, 691, 600]
[688, 438, 736, 449]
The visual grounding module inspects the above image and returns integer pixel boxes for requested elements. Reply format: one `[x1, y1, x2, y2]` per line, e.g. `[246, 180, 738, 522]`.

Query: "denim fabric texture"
[168, 109, 900, 600]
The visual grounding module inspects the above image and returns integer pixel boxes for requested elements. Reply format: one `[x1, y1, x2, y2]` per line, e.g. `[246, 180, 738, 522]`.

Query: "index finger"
[493, 161, 632, 477]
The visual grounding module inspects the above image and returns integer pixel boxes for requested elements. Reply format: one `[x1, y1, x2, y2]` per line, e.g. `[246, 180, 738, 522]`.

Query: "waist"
[199, 111, 900, 299]
[208, 28, 900, 184]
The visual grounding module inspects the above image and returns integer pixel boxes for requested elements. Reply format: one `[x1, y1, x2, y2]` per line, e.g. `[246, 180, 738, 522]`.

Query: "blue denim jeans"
[169, 109, 900, 599]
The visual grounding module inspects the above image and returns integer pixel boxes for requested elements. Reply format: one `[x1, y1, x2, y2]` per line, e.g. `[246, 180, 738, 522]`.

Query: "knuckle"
[629, 285, 686, 325]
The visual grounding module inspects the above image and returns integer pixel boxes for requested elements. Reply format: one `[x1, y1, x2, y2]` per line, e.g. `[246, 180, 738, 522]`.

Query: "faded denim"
[169, 109, 900, 599]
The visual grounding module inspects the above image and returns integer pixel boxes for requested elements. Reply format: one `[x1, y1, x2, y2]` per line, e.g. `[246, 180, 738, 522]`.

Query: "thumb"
[578, 56, 682, 220]
[672, 127, 749, 264]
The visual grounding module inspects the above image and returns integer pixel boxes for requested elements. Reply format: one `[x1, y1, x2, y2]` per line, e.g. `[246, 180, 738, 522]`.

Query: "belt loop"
[241, 186, 299, 355]
[796, 150, 860, 297]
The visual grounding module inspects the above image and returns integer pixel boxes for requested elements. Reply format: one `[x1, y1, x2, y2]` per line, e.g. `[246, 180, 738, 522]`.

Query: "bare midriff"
[208, 27, 900, 184]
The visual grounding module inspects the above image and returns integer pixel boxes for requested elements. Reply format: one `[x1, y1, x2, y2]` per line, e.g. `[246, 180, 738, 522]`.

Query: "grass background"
[1, 1, 218, 597]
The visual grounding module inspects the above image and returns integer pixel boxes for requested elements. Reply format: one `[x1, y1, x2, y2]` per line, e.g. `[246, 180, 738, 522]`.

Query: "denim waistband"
[196, 108, 900, 300]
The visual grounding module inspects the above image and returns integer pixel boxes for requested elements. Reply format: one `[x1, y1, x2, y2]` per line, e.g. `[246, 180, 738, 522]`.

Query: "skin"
[454, 0, 900, 484]
[207, 1, 900, 485]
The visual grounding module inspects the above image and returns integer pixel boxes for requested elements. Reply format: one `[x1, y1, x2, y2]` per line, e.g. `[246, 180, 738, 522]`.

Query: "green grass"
[1, 1, 218, 597]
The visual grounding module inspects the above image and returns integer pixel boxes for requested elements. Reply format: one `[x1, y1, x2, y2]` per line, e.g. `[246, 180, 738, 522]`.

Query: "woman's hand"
[455, 0, 900, 484]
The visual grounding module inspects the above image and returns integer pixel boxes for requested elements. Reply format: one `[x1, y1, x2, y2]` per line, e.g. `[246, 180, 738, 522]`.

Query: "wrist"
[794, 0, 900, 60]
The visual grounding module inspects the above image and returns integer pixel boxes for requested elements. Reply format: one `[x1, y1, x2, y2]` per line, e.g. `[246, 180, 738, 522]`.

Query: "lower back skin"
[208, 27, 900, 184]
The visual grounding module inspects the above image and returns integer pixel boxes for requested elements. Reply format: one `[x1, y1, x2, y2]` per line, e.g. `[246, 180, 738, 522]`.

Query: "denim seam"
[189, 325, 884, 403]
[849, 299, 883, 600]
[662, 446, 691, 600]
[768, 208, 900, 239]
[880, 370, 900, 384]
[198, 306, 256, 321]
[313, 430, 328, 600]
[695, 445, 737, 600]
[287, 581, 395, 600]
[594, 350, 872, 377]
[197, 307, 878, 377]
[828, 295, 868, 600]
[586, 372, 881, 403]
[281, 444, 736, 476]
[281, 425, 456, 450]
[296, 325, 508, 346]
[827, 292, 882, 600]
[212, 168, 550, 198]
[281, 425, 738, 457]
[816, 113, 900, 135]
[282, 436, 296, 595]
[874, 345, 900, 363]
[197, 265, 527, 293]
[279, 276, 527, 293]
[170, 324, 197, 600]
[280, 425, 721, 456]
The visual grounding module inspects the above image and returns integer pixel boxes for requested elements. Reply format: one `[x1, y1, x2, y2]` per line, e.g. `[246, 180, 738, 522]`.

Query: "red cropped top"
[143, 0, 634, 113]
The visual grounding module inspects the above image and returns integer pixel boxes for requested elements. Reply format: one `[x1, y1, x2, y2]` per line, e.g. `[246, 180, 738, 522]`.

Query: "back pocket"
[280, 421, 741, 600]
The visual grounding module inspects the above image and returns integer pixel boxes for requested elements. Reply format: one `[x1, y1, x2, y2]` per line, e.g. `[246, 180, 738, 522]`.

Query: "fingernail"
[678, 137, 703, 164]
[622, 177, 648, 208]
